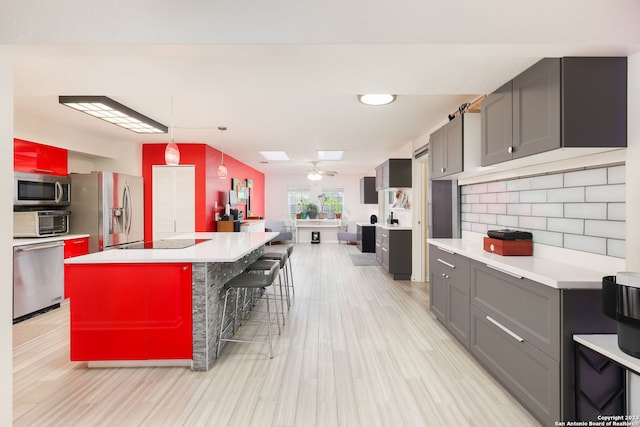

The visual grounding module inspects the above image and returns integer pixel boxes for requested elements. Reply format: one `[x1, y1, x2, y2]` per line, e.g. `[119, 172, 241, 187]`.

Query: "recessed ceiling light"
[258, 151, 290, 161]
[358, 94, 397, 106]
[317, 150, 344, 161]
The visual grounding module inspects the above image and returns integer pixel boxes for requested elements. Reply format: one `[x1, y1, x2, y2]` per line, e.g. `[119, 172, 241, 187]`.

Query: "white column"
[627, 52, 640, 271]
[0, 47, 14, 425]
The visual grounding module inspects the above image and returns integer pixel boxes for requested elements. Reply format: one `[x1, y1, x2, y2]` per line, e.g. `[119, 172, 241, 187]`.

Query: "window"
[287, 188, 310, 217]
[318, 188, 344, 218]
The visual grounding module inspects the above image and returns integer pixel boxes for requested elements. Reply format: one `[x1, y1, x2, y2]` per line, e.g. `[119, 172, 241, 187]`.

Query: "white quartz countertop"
[356, 222, 376, 227]
[13, 234, 90, 247]
[64, 232, 279, 264]
[377, 224, 412, 231]
[428, 238, 610, 289]
[574, 334, 640, 374]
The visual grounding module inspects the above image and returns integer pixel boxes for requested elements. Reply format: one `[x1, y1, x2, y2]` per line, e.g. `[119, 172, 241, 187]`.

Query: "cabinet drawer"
[430, 245, 470, 286]
[470, 305, 560, 426]
[470, 260, 560, 360]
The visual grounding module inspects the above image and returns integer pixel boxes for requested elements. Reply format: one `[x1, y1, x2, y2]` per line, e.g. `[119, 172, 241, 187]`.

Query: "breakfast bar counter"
[65, 232, 278, 371]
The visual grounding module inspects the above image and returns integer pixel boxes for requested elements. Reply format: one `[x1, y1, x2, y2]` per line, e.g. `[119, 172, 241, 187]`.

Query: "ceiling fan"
[306, 161, 337, 180]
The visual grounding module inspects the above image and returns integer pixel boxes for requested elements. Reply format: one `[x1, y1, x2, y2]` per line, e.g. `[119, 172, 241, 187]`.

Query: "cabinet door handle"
[436, 246, 455, 255]
[441, 167, 445, 173]
[507, 146, 514, 154]
[437, 258, 455, 269]
[486, 264, 523, 280]
[486, 316, 524, 342]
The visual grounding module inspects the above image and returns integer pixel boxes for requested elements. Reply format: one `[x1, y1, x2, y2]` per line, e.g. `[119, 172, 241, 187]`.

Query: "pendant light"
[217, 126, 228, 179]
[164, 96, 180, 165]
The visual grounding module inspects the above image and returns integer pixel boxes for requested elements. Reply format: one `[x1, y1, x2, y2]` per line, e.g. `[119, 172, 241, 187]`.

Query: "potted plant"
[306, 202, 319, 219]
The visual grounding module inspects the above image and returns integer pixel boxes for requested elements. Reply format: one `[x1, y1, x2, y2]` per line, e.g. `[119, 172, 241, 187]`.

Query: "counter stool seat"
[217, 261, 280, 359]
[261, 251, 292, 309]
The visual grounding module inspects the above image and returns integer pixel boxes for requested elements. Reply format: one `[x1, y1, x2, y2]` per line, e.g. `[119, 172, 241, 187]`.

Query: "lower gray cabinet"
[470, 305, 560, 425]
[380, 228, 411, 280]
[429, 245, 470, 347]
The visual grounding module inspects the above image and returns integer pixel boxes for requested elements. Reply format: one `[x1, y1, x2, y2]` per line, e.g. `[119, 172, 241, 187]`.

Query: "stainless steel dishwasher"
[13, 240, 64, 321]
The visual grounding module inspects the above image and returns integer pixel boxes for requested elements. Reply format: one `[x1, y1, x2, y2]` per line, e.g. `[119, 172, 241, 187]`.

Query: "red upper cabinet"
[14, 138, 68, 175]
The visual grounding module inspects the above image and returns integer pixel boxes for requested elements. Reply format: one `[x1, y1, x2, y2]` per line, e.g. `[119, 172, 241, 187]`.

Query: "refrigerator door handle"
[123, 183, 132, 236]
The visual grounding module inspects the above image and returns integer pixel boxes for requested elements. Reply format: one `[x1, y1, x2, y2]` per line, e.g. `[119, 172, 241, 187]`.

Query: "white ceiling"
[5, 1, 640, 177]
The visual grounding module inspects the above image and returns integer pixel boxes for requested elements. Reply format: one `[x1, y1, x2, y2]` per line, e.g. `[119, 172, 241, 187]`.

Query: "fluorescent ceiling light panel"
[358, 94, 397, 106]
[317, 150, 344, 161]
[59, 96, 168, 134]
[259, 151, 290, 161]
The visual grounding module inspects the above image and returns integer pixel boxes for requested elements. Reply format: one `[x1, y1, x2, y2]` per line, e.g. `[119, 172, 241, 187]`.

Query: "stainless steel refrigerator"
[69, 172, 144, 252]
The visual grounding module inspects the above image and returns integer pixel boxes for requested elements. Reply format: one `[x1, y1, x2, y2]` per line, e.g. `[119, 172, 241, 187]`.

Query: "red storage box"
[484, 237, 532, 256]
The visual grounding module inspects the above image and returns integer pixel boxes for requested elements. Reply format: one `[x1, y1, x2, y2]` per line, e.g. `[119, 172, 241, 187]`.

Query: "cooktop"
[119, 239, 210, 250]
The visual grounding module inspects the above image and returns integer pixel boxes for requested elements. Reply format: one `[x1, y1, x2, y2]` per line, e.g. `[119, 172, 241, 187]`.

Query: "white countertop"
[64, 232, 279, 264]
[574, 334, 640, 374]
[356, 222, 376, 227]
[377, 224, 412, 231]
[428, 238, 609, 289]
[13, 234, 90, 247]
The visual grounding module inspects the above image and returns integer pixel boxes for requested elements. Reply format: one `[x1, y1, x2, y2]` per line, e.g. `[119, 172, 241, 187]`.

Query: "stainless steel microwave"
[13, 210, 70, 237]
[14, 171, 71, 207]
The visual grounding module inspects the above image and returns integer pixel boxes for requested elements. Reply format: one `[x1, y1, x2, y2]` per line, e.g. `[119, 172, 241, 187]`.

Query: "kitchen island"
[65, 231, 278, 371]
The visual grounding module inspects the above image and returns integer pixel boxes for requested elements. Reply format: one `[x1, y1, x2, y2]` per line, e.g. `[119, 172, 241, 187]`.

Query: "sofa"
[337, 221, 357, 244]
[264, 220, 293, 244]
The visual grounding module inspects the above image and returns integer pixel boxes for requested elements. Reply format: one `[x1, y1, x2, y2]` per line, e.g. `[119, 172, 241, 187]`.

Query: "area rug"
[349, 253, 380, 266]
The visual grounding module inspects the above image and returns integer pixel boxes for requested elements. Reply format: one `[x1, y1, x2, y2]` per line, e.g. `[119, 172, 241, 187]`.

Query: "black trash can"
[311, 231, 320, 244]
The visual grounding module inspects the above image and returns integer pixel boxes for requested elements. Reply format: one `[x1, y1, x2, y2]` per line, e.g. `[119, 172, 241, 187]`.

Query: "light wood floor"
[13, 242, 540, 426]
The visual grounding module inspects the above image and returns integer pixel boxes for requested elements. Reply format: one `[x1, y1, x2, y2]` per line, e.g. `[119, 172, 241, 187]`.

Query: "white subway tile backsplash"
[480, 193, 498, 204]
[497, 192, 519, 203]
[608, 203, 626, 221]
[519, 216, 547, 230]
[466, 194, 480, 204]
[548, 187, 585, 203]
[531, 230, 564, 247]
[487, 204, 507, 214]
[520, 190, 547, 203]
[564, 234, 607, 255]
[459, 165, 625, 259]
[479, 214, 498, 225]
[548, 218, 584, 234]
[531, 203, 563, 218]
[487, 181, 507, 192]
[608, 165, 625, 184]
[586, 184, 625, 202]
[564, 168, 607, 187]
[585, 220, 626, 239]
[471, 204, 488, 214]
[530, 174, 563, 189]
[564, 203, 607, 219]
[496, 215, 519, 227]
[608, 239, 625, 258]
[468, 183, 488, 194]
[507, 203, 532, 216]
[471, 223, 489, 233]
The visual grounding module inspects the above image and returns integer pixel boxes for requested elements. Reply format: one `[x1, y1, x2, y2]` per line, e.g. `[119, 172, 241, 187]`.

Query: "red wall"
[142, 143, 265, 241]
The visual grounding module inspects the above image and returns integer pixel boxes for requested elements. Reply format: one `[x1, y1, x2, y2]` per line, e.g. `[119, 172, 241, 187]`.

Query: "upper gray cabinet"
[481, 57, 627, 167]
[375, 158, 412, 190]
[359, 176, 378, 204]
[430, 113, 480, 179]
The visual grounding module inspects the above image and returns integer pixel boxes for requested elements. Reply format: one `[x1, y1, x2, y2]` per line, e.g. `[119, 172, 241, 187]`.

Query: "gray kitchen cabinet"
[359, 177, 378, 204]
[468, 259, 616, 425]
[430, 113, 480, 179]
[375, 158, 412, 190]
[481, 57, 627, 167]
[375, 227, 383, 263]
[379, 228, 411, 280]
[429, 245, 470, 347]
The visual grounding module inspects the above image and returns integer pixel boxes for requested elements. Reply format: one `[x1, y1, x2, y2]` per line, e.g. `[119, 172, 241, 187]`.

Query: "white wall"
[265, 173, 378, 225]
[0, 47, 13, 425]
[627, 52, 640, 271]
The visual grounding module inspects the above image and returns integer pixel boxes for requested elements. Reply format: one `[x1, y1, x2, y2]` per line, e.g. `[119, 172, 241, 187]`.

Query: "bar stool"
[260, 250, 291, 309]
[245, 259, 286, 327]
[217, 261, 280, 359]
